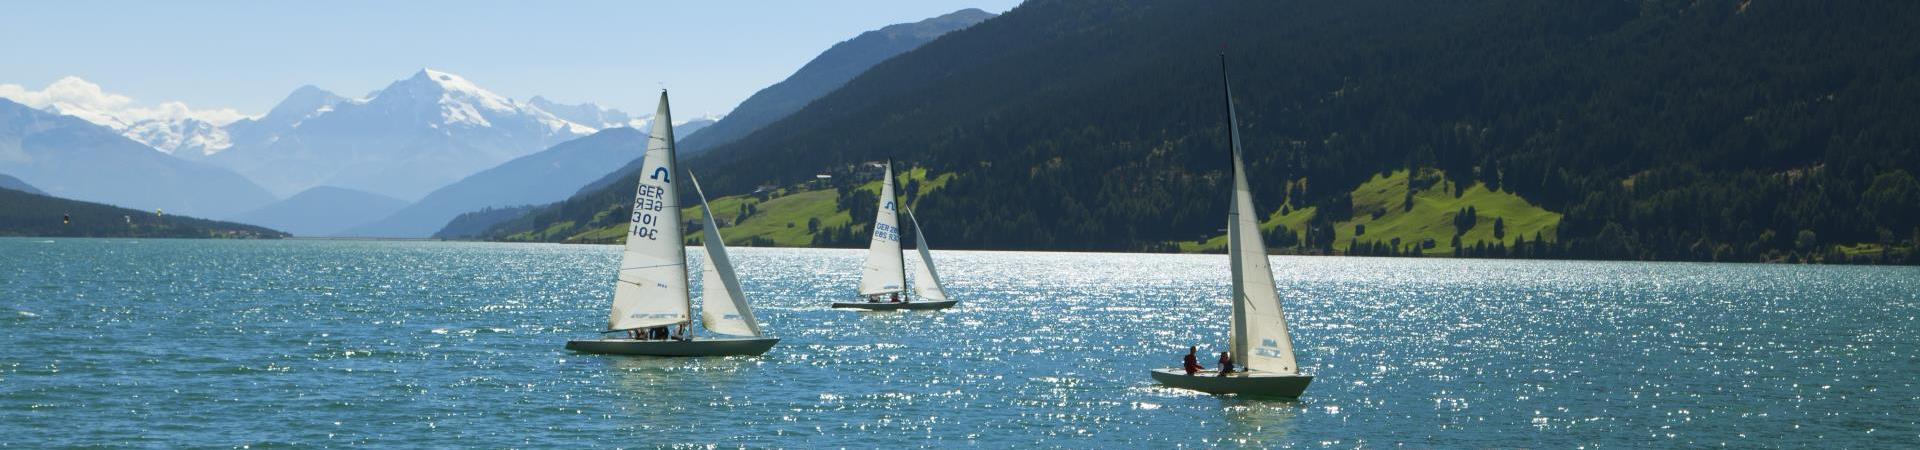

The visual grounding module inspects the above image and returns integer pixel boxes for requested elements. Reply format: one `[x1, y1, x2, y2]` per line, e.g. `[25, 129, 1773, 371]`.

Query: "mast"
[1219, 54, 1301, 374]
[892, 160, 910, 299]
[1222, 54, 1251, 367]
[665, 90, 691, 340]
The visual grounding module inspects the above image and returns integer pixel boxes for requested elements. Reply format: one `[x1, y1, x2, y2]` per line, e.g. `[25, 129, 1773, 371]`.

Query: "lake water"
[2, 238, 1917, 447]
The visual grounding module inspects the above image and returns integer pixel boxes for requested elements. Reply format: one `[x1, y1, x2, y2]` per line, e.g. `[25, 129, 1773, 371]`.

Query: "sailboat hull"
[1150, 368, 1312, 397]
[831, 300, 958, 311]
[565, 337, 779, 356]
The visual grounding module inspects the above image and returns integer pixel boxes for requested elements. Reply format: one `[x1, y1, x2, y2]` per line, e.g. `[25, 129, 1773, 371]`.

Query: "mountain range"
[0, 98, 275, 218]
[0, 3, 971, 239]
[202, 69, 600, 201]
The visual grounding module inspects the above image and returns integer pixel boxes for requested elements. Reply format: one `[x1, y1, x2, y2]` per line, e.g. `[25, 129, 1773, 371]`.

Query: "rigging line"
[618, 262, 685, 271]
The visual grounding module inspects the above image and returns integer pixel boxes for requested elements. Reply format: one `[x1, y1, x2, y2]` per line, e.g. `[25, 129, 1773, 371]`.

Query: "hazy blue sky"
[1, 1, 1021, 118]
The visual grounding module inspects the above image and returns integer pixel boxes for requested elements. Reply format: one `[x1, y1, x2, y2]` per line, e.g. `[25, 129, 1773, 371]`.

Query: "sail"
[856, 162, 906, 296]
[1222, 58, 1299, 374]
[904, 207, 949, 301]
[692, 173, 762, 337]
[607, 91, 690, 331]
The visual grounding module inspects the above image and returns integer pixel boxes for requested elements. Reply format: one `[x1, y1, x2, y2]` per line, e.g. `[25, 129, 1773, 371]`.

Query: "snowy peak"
[212, 85, 348, 158]
[123, 116, 230, 157]
[367, 68, 590, 134]
[208, 68, 601, 200]
[258, 85, 346, 128]
[0, 76, 251, 155]
[382, 68, 517, 113]
[528, 96, 633, 129]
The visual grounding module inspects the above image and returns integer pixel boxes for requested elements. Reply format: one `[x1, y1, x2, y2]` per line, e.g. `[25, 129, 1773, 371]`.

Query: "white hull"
[831, 300, 958, 311]
[1150, 368, 1312, 397]
[566, 337, 779, 356]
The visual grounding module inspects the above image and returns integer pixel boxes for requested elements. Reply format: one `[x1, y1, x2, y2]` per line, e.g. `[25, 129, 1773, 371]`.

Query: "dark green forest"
[0, 188, 287, 239]
[487, 0, 1920, 264]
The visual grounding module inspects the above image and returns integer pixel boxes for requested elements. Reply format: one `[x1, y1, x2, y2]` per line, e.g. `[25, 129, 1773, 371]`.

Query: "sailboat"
[565, 91, 778, 357]
[831, 161, 958, 311]
[1150, 56, 1312, 396]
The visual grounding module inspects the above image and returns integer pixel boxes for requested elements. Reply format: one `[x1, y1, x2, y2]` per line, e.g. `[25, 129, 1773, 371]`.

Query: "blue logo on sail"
[1254, 338, 1286, 357]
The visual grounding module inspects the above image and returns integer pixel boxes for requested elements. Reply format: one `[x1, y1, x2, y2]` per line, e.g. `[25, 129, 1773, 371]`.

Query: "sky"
[0, 1, 1021, 120]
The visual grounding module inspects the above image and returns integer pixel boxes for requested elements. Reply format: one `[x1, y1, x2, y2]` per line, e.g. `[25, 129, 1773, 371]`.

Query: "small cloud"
[0, 76, 251, 128]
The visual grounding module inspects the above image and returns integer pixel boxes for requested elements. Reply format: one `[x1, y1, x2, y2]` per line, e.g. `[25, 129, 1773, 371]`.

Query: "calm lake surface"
[2, 238, 1917, 447]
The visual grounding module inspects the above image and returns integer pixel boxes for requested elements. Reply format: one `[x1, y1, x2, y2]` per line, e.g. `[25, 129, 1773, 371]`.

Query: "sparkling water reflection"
[1, 239, 1916, 447]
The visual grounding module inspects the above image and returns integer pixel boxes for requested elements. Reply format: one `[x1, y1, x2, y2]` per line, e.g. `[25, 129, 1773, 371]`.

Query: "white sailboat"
[832, 161, 958, 311]
[1150, 56, 1312, 396]
[566, 91, 778, 357]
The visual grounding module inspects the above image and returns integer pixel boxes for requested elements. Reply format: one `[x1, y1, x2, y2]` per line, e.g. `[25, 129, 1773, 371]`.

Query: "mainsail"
[607, 91, 690, 331]
[692, 173, 762, 337]
[857, 162, 906, 296]
[1222, 58, 1299, 374]
[904, 206, 948, 301]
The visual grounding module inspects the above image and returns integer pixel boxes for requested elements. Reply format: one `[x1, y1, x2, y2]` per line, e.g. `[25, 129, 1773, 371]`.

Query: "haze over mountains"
[0, 8, 992, 239]
[342, 128, 648, 237]
[202, 69, 599, 200]
[0, 99, 275, 218]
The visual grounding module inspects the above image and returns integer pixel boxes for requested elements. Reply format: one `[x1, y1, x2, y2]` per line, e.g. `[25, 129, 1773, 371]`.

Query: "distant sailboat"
[832, 161, 958, 311]
[1150, 56, 1312, 396]
[565, 90, 778, 357]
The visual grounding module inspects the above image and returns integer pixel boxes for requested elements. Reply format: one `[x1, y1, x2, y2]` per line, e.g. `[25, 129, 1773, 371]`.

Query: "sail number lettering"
[630, 185, 668, 240]
[872, 223, 899, 242]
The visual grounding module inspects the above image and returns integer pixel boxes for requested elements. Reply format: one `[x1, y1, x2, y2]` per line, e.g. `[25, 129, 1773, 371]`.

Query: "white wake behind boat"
[1153, 56, 1311, 397]
[565, 91, 777, 357]
[835, 162, 957, 311]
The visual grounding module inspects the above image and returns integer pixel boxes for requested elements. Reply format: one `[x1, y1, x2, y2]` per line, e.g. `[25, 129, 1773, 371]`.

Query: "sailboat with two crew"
[565, 91, 778, 357]
[1150, 56, 1312, 396]
[831, 161, 957, 311]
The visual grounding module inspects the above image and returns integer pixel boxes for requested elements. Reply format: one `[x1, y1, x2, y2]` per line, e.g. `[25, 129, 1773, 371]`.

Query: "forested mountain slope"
[495, 0, 1920, 263]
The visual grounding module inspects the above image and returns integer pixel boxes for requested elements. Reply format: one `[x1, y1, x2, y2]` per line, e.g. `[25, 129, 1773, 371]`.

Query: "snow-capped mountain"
[208, 69, 599, 200]
[0, 76, 249, 156]
[528, 96, 633, 130]
[0, 98, 276, 219]
[121, 116, 230, 157]
[201, 85, 347, 160]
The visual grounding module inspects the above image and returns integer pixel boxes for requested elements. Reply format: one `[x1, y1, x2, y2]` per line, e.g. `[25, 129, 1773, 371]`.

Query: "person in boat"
[676, 323, 690, 341]
[1183, 346, 1206, 375]
[890, 292, 903, 303]
[1218, 352, 1236, 376]
[627, 329, 641, 340]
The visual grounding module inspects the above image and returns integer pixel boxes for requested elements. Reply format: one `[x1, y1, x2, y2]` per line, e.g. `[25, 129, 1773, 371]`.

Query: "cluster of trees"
[489, 0, 1920, 264]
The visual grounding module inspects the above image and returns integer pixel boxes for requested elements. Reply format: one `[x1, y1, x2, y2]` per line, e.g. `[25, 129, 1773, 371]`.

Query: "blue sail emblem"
[650, 167, 671, 182]
[883, 200, 895, 211]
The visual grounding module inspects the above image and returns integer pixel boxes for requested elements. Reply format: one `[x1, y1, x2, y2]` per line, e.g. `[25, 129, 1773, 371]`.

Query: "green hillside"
[507, 168, 952, 246]
[1177, 169, 1559, 255]
[0, 188, 287, 239]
